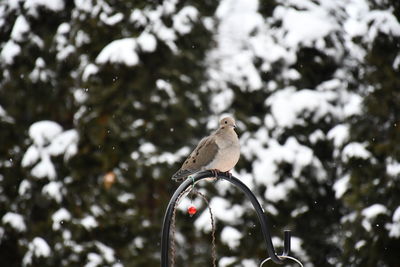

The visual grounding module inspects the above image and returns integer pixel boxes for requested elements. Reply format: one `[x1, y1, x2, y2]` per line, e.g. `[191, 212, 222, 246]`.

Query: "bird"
[172, 116, 240, 182]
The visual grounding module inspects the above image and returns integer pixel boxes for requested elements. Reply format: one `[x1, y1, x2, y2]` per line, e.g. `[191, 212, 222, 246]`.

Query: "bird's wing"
[171, 135, 219, 181]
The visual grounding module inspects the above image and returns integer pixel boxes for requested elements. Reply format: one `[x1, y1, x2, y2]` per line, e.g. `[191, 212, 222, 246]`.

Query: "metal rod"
[161, 170, 290, 266]
[283, 230, 291, 256]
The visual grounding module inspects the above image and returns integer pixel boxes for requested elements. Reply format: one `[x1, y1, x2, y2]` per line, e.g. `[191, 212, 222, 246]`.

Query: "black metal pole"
[161, 170, 290, 266]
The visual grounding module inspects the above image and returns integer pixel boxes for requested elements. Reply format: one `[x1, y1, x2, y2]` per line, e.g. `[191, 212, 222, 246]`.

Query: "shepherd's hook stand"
[161, 170, 303, 266]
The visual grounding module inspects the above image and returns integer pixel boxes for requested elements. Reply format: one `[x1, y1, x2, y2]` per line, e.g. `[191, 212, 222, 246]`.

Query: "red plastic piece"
[187, 205, 197, 216]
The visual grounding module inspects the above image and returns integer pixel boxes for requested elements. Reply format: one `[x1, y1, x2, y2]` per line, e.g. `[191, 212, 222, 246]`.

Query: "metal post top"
[161, 170, 303, 266]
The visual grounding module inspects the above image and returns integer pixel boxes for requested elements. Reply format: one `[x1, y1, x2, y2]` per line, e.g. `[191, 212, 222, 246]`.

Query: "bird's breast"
[205, 143, 240, 172]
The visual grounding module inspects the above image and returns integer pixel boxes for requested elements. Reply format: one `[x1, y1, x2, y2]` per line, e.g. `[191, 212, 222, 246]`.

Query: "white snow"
[156, 79, 176, 103]
[207, 0, 265, 92]
[211, 197, 244, 223]
[47, 129, 79, 159]
[362, 204, 388, 219]
[291, 205, 309, 218]
[282, 68, 301, 81]
[343, 0, 400, 46]
[221, 226, 242, 249]
[1, 40, 21, 64]
[267, 88, 336, 128]
[365, 11, 400, 40]
[333, 174, 350, 199]
[341, 211, 357, 224]
[343, 93, 363, 117]
[24, 0, 65, 17]
[11, 15, 30, 42]
[95, 241, 115, 262]
[42, 181, 63, 203]
[100, 12, 124, 26]
[133, 237, 144, 249]
[31, 154, 57, 180]
[355, 240, 366, 250]
[173, 6, 198, 35]
[309, 129, 325, 144]
[90, 205, 104, 217]
[73, 88, 89, 104]
[210, 88, 234, 114]
[241, 259, 257, 267]
[85, 253, 102, 267]
[162, 0, 178, 15]
[153, 25, 177, 52]
[342, 142, 372, 161]
[57, 45, 75, 61]
[137, 32, 157, 52]
[75, 30, 90, 47]
[0, 105, 14, 123]
[327, 124, 349, 147]
[195, 197, 244, 232]
[275, 6, 338, 47]
[392, 207, 400, 222]
[81, 216, 98, 230]
[219, 257, 237, 267]
[0, 105, 6, 118]
[130, 5, 179, 52]
[21, 146, 40, 167]
[33, 237, 51, 257]
[29, 121, 63, 147]
[248, 134, 328, 202]
[29, 57, 49, 83]
[290, 236, 307, 260]
[22, 237, 51, 266]
[361, 204, 388, 231]
[117, 193, 135, 203]
[393, 55, 400, 69]
[52, 208, 72, 230]
[96, 38, 139, 66]
[130, 9, 147, 26]
[0, 7, 5, 28]
[265, 179, 296, 202]
[131, 119, 144, 129]
[139, 142, 157, 154]
[23, 121, 79, 179]
[18, 180, 31, 195]
[82, 64, 99, 81]
[386, 158, 400, 177]
[74, 0, 93, 12]
[253, 138, 315, 184]
[2, 212, 26, 232]
[57, 22, 70, 36]
[386, 206, 400, 238]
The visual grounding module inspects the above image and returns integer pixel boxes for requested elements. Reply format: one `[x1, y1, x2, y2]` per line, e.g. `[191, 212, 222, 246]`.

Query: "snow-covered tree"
[1, 0, 399, 266]
[197, 0, 400, 266]
[0, 0, 217, 266]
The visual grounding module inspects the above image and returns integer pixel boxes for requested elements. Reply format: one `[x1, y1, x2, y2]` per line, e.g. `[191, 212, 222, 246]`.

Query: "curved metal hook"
[260, 256, 304, 267]
[161, 170, 292, 266]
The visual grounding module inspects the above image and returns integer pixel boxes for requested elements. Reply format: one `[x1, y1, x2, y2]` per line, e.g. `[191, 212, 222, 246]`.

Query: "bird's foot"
[222, 171, 232, 178]
[210, 169, 219, 178]
[204, 169, 220, 182]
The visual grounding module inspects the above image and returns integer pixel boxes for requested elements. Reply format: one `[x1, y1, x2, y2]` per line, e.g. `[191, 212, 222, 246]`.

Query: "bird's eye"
[224, 121, 227, 124]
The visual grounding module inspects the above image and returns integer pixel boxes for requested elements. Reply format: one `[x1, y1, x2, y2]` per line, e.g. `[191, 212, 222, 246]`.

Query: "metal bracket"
[161, 170, 298, 266]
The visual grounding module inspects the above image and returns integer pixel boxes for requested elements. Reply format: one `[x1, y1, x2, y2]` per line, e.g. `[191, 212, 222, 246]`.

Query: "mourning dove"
[172, 116, 240, 181]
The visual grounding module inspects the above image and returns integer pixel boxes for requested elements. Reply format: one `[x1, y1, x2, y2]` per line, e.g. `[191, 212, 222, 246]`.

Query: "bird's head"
[219, 116, 237, 129]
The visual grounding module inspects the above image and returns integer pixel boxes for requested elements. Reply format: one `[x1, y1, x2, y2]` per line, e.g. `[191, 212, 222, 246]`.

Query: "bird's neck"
[217, 127, 237, 138]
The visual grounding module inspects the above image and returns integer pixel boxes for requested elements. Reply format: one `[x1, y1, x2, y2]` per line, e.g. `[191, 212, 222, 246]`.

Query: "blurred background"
[1, 0, 400, 266]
